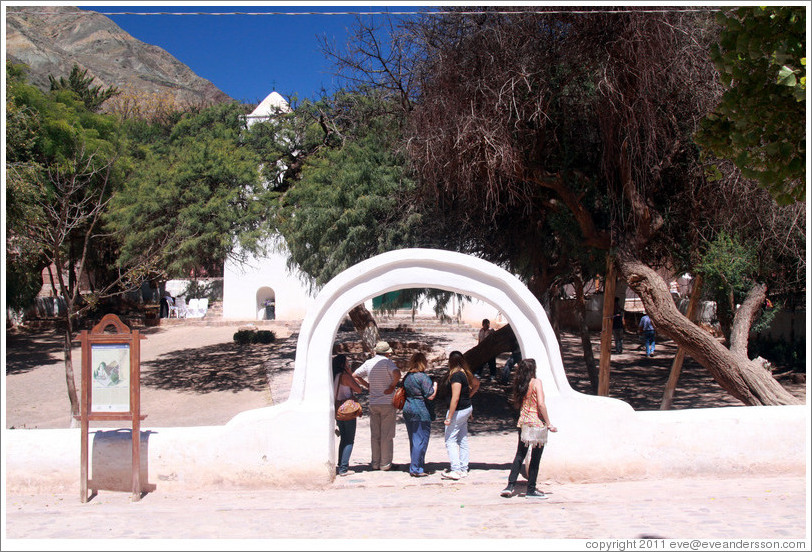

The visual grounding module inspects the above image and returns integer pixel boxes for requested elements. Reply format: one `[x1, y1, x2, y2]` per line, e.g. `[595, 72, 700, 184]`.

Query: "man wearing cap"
[353, 341, 401, 471]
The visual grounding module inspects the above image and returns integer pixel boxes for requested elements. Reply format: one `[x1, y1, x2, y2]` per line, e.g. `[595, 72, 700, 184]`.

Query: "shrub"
[254, 330, 276, 344]
[233, 329, 254, 344]
[233, 329, 276, 344]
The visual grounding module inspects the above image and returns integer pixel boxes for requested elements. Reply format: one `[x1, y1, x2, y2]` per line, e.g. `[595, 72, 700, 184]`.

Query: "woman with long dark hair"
[501, 358, 558, 498]
[333, 354, 363, 476]
[439, 350, 480, 480]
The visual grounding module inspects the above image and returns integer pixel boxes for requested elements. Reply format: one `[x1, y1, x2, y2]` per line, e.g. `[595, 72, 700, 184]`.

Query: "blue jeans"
[643, 331, 656, 356]
[337, 418, 356, 473]
[444, 405, 472, 473]
[405, 420, 431, 474]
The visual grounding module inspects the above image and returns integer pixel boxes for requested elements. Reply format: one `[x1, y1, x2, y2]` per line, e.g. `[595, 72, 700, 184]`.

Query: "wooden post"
[660, 275, 703, 410]
[80, 330, 90, 503]
[131, 328, 142, 501]
[597, 256, 617, 396]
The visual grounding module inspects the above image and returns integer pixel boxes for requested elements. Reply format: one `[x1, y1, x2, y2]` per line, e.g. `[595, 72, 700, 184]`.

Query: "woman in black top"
[439, 351, 480, 480]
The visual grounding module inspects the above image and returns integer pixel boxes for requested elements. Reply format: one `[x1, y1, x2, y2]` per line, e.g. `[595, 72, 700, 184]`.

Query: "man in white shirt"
[354, 341, 401, 471]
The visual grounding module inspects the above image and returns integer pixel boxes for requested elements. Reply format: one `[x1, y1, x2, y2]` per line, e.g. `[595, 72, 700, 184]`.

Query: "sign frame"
[77, 314, 146, 502]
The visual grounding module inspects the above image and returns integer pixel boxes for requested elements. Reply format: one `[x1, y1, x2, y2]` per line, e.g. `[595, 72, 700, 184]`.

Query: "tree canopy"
[106, 102, 268, 276]
[695, 6, 806, 204]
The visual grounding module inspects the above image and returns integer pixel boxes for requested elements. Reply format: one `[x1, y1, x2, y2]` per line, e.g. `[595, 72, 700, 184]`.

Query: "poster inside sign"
[91, 343, 130, 412]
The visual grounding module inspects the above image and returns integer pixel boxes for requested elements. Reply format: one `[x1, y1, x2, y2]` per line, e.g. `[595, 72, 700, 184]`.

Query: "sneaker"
[410, 472, 428, 478]
[380, 463, 392, 472]
[525, 489, 547, 499]
[500, 484, 515, 498]
[459, 470, 469, 478]
[441, 470, 462, 480]
[337, 470, 355, 477]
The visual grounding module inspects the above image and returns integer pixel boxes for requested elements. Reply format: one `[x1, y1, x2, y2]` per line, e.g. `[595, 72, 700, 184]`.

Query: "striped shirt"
[354, 355, 400, 405]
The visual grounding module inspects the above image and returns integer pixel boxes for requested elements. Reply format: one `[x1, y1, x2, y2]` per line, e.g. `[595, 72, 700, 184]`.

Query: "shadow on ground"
[4, 329, 67, 375]
[141, 338, 293, 393]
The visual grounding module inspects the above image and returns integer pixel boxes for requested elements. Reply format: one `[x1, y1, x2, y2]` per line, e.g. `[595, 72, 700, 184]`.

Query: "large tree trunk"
[463, 324, 516, 370]
[347, 303, 381, 353]
[617, 253, 799, 406]
[729, 282, 765, 358]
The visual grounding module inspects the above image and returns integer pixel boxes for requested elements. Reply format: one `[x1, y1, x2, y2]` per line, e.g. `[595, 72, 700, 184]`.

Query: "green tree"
[48, 63, 121, 112]
[107, 102, 268, 278]
[696, 231, 757, 342]
[695, 6, 806, 204]
[6, 61, 127, 423]
[274, 118, 419, 288]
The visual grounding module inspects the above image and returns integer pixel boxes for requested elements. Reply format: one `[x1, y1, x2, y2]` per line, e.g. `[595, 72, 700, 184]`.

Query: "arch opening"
[256, 286, 276, 320]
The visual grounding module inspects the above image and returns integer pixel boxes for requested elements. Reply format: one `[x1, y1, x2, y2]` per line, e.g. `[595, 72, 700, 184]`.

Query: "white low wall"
[4, 403, 806, 493]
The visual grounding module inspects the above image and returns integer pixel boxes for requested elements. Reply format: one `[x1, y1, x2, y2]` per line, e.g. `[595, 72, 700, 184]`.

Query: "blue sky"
[82, 4, 427, 105]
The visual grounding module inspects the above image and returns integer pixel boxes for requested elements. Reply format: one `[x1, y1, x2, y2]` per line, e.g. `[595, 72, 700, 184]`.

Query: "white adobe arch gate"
[290, 247, 573, 405]
[224, 248, 635, 484]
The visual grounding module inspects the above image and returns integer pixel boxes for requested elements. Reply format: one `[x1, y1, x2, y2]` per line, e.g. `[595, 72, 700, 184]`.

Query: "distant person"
[353, 341, 401, 471]
[333, 354, 364, 476]
[160, 292, 173, 318]
[638, 312, 656, 357]
[500, 358, 558, 499]
[501, 342, 522, 384]
[612, 298, 625, 354]
[402, 352, 438, 477]
[476, 318, 497, 382]
[438, 350, 480, 480]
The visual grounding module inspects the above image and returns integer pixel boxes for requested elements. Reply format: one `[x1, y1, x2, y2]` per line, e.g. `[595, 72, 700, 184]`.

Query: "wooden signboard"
[78, 314, 146, 502]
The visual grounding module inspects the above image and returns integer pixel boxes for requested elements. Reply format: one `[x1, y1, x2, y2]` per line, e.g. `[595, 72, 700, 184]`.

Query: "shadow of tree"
[4, 330, 67, 375]
[141, 342, 278, 393]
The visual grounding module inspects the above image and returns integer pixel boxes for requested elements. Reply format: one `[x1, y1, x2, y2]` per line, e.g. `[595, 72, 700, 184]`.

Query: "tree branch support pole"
[661, 274, 703, 410]
[597, 256, 617, 396]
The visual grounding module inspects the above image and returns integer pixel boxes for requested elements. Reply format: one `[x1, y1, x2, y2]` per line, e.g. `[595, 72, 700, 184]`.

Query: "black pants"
[476, 357, 497, 378]
[507, 429, 545, 491]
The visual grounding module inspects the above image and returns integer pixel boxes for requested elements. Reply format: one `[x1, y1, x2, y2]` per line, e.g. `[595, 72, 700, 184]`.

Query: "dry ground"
[4, 321, 806, 430]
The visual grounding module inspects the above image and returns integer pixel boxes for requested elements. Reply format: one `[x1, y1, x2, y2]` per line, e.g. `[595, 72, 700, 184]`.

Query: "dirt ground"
[4, 320, 806, 430]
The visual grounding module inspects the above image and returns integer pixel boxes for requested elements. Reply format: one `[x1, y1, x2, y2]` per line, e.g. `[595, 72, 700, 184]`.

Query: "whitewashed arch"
[227, 246, 627, 483]
[290, 248, 577, 406]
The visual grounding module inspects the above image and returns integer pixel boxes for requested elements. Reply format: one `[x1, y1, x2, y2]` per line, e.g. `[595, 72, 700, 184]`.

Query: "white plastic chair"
[173, 296, 188, 318]
[198, 298, 209, 318]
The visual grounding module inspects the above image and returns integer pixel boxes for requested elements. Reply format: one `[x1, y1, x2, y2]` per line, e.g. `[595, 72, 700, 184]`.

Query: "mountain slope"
[5, 5, 232, 106]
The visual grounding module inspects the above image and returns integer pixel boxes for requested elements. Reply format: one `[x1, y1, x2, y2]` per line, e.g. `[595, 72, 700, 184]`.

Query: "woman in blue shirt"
[402, 352, 437, 477]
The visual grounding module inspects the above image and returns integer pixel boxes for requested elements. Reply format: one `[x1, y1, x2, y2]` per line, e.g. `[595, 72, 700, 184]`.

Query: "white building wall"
[223, 243, 316, 321]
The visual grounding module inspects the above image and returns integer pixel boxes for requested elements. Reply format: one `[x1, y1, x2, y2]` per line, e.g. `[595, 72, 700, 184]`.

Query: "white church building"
[221, 91, 500, 325]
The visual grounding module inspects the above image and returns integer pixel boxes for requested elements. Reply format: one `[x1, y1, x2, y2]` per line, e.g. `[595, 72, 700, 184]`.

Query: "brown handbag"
[336, 399, 362, 421]
[392, 375, 407, 410]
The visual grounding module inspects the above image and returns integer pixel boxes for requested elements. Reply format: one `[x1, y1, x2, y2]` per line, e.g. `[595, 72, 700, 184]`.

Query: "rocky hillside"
[6, 5, 232, 107]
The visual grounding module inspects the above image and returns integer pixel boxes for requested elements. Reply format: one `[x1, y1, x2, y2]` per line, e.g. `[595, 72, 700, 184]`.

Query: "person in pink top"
[500, 358, 558, 498]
